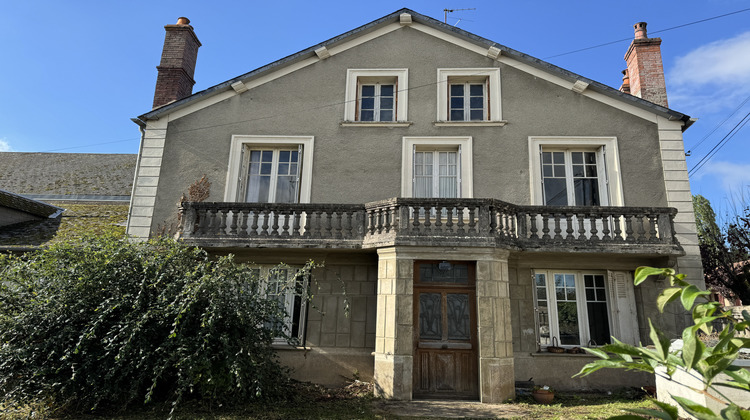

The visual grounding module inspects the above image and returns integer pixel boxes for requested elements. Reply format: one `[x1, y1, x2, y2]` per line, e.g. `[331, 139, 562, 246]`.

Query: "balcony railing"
[179, 198, 681, 254]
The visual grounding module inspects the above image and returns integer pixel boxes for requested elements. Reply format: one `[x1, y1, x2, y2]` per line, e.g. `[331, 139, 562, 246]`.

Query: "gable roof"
[0, 152, 137, 201]
[136, 8, 692, 128]
[0, 189, 63, 219]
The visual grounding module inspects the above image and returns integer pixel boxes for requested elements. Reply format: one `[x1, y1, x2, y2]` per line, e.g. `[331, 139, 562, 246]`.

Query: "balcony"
[179, 198, 682, 255]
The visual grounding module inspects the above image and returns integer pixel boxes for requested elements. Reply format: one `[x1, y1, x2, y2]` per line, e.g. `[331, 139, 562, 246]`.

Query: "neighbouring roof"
[0, 203, 128, 251]
[0, 152, 137, 200]
[137, 8, 692, 128]
[0, 189, 63, 218]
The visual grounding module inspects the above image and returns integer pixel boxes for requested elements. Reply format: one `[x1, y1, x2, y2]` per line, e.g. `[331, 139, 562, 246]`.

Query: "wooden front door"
[413, 261, 478, 399]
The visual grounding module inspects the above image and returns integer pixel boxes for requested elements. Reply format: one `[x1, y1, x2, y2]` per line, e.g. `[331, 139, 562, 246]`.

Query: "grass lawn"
[1, 382, 658, 420]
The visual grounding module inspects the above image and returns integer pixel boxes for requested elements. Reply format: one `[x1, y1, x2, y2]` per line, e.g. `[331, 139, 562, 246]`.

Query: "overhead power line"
[686, 94, 750, 155]
[544, 7, 750, 59]
[689, 110, 750, 176]
[40, 137, 140, 153]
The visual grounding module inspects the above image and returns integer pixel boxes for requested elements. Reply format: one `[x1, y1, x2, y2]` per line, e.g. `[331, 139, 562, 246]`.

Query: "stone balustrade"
[179, 199, 681, 254]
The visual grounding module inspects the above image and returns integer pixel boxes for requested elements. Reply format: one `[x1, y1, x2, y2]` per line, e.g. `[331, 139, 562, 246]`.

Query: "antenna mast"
[443, 8, 476, 24]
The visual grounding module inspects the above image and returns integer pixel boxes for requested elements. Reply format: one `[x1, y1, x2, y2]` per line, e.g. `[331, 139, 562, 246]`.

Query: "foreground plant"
[575, 266, 750, 419]
[0, 235, 315, 415]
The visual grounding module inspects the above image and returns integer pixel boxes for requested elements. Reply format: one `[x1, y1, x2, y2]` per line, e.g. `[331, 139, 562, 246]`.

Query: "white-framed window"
[528, 137, 624, 207]
[437, 68, 501, 122]
[251, 265, 309, 345]
[401, 137, 473, 198]
[344, 69, 408, 122]
[534, 269, 639, 349]
[224, 135, 314, 203]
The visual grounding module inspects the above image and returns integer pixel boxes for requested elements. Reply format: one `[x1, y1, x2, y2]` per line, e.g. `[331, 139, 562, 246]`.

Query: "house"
[0, 152, 136, 251]
[126, 10, 702, 402]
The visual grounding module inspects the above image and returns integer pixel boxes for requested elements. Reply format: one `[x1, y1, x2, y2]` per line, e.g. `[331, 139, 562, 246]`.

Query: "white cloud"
[0, 138, 12, 152]
[668, 31, 750, 113]
[693, 160, 750, 195]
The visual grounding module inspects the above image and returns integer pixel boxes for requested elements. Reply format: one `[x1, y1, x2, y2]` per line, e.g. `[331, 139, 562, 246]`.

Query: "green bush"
[0, 235, 313, 414]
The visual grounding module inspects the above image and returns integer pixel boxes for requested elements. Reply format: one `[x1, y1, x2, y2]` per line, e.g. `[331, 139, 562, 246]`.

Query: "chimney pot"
[633, 22, 648, 39]
[176, 17, 190, 25]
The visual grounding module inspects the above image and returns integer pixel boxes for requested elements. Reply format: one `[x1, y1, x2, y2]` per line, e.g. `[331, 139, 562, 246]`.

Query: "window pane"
[360, 110, 374, 121]
[261, 151, 273, 161]
[291, 151, 299, 162]
[544, 179, 567, 206]
[380, 97, 394, 110]
[361, 85, 375, 96]
[380, 84, 394, 96]
[278, 163, 289, 175]
[469, 84, 483, 95]
[450, 84, 464, 96]
[542, 152, 552, 164]
[450, 110, 464, 121]
[553, 152, 565, 164]
[447, 293, 471, 340]
[558, 301, 580, 345]
[419, 293, 442, 340]
[361, 97, 374, 109]
[572, 152, 583, 164]
[587, 302, 610, 345]
[418, 262, 468, 284]
[260, 163, 272, 174]
[469, 110, 483, 121]
[450, 97, 464, 109]
[279, 150, 290, 162]
[380, 110, 393, 121]
[275, 175, 297, 203]
[469, 96, 484, 108]
[574, 179, 600, 206]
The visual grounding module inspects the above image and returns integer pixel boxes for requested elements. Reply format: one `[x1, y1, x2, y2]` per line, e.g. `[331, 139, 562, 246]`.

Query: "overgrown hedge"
[0, 235, 311, 413]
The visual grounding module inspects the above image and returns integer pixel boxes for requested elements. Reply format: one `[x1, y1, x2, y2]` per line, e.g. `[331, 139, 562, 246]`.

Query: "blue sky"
[1, 1, 749, 217]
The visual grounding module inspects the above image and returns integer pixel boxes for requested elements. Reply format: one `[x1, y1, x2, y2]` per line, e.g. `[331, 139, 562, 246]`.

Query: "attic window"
[436, 68, 503, 124]
[344, 69, 409, 124]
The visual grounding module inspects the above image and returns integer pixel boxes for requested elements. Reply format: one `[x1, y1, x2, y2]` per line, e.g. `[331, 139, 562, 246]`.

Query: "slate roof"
[0, 189, 62, 218]
[137, 8, 692, 128]
[0, 152, 137, 199]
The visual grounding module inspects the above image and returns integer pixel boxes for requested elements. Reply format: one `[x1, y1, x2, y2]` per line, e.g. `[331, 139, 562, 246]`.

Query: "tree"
[693, 194, 750, 304]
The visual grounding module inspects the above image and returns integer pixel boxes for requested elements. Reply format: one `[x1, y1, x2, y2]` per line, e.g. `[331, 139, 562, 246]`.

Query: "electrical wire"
[40, 137, 140, 153]
[544, 7, 750, 59]
[689, 110, 750, 176]
[686, 94, 750, 155]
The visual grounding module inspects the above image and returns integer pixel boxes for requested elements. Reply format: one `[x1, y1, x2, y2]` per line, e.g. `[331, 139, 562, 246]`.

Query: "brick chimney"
[153, 17, 201, 109]
[621, 22, 668, 107]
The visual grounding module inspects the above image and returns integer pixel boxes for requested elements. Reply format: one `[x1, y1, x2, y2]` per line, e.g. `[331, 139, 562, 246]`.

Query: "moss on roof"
[0, 204, 128, 250]
[0, 153, 137, 196]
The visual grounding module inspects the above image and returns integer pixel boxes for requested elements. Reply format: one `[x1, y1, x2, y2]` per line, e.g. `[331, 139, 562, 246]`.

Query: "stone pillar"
[373, 247, 414, 400]
[476, 250, 515, 403]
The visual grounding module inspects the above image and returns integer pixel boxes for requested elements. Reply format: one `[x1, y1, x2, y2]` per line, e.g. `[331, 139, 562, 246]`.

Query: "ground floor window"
[250, 265, 309, 345]
[534, 270, 611, 347]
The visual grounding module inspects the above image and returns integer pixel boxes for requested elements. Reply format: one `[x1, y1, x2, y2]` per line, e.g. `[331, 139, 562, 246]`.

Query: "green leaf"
[720, 404, 749, 420]
[681, 326, 704, 370]
[650, 399, 680, 420]
[657, 288, 682, 313]
[609, 415, 652, 420]
[649, 319, 670, 361]
[627, 406, 678, 420]
[743, 310, 750, 323]
[672, 396, 720, 419]
[635, 266, 669, 285]
[680, 285, 711, 311]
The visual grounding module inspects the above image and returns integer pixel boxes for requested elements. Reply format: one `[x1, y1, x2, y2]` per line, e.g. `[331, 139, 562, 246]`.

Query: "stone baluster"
[612, 214, 623, 242]
[228, 210, 238, 235]
[292, 211, 301, 237]
[526, 211, 536, 240]
[182, 205, 197, 236]
[250, 211, 259, 236]
[468, 205, 477, 235]
[270, 211, 280, 236]
[445, 205, 454, 233]
[576, 213, 586, 240]
[657, 212, 675, 244]
[434, 205, 443, 233]
[281, 210, 291, 237]
[412, 205, 421, 233]
[541, 212, 550, 240]
[217, 209, 227, 235]
[600, 213, 611, 242]
[389, 205, 398, 233]
[636, 213, 646, 242]
[260, 209, 270, 236]
[456, 205, 465, 235]
[206, 209, 218, 235]
[624, 214, 634, 242]
[648, 214, 658, 242]
[325, 210, 334, 238]
[312, 210, 323, 239]
[565, 213, 574, 241]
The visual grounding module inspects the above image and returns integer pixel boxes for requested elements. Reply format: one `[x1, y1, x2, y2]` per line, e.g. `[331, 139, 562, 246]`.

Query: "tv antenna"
[443, 8, 476, 24]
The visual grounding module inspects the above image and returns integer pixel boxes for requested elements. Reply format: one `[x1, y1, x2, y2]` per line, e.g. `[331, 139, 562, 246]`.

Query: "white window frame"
[224, 135, 314, 203]
[528, 137, 624, 207]
[344, 69, 408, 122]
[437, 68, 501, 122]
[251, 265, 309, 345]
[241, 148, 302, 203]
[401, 136, 473, 198]
[533, 270, 612, 348]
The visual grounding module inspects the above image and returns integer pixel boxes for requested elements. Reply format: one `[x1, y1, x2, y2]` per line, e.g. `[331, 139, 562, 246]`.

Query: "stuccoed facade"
[126, 10, 702, 402]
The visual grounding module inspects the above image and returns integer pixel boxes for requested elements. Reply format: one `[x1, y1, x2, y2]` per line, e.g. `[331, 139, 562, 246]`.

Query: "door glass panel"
[419, 293, 442, 340]
[419, 263, 469, 284]
[447, 293, 470, 340]
[584, 274, 610, 345]
[535, 273, 550, 346]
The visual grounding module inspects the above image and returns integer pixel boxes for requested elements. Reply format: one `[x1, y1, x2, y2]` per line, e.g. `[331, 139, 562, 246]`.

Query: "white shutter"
[294, 145, 303, 203]
[457, 145, 462, 197]
[238, 146, 248, 201]
[601, 145, 611, 206]
[607, 270, 640, 345]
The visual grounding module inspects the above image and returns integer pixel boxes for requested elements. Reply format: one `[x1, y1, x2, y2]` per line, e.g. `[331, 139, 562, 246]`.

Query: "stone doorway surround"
[373, 246, 514, 403]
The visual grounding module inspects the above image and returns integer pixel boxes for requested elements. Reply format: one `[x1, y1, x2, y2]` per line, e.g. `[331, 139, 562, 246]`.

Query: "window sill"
[271, 343, 312, 351]
[434, 121, 508, 127]
[340, 121, 413, 127]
